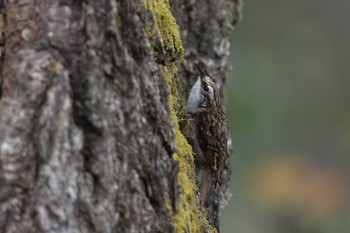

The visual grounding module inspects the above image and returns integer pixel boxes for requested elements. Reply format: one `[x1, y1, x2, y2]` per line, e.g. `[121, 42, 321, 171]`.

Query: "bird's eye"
[203, 85, 210, 92]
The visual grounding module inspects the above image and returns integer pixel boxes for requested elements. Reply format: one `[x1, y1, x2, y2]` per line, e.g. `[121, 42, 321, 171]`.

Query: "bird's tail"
[198, 166, 213, 206]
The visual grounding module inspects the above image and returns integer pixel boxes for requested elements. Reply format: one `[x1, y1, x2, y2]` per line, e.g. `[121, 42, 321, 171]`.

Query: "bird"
[186, 63, 228, 205]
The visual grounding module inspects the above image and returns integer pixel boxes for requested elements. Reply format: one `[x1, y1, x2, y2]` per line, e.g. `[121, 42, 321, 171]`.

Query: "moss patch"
[162, 66, 216, 233]
[144, 0, 184, 62]
[143, 1, 216, 232]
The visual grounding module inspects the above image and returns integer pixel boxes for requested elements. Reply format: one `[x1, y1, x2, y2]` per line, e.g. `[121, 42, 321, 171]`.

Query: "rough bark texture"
[0, 0, 241, 232]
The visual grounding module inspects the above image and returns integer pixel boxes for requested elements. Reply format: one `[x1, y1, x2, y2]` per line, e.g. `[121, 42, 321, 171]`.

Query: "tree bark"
[0, 0, 241, 232]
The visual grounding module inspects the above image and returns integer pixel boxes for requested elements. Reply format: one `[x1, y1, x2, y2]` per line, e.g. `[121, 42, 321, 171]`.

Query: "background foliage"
[222, 0, 350, 232]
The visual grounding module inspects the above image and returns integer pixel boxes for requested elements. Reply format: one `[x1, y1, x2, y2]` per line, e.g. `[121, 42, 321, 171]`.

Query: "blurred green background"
[222, 0, 350, 232]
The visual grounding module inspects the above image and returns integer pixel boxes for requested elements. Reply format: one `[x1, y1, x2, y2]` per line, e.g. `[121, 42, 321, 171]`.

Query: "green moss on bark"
[144, 0, 184, 62]
[162, 65, 216, 233]
[143, 1, 216, 232]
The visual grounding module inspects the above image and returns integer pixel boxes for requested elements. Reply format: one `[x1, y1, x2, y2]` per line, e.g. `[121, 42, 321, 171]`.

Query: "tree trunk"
[0, 0, 241, 232]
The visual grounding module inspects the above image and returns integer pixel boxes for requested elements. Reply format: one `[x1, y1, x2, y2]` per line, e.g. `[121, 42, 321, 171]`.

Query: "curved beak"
[195, 62, 209, 78]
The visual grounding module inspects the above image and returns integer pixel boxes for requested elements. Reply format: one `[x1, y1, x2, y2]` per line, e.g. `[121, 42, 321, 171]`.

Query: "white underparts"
[187, 77, 202, 114]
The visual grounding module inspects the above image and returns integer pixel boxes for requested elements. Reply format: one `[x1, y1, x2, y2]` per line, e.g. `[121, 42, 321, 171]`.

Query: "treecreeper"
[186, 63, 229, 206]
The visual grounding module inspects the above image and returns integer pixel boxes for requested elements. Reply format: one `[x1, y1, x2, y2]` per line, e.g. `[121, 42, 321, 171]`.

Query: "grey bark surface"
[0, 0, 241, 232]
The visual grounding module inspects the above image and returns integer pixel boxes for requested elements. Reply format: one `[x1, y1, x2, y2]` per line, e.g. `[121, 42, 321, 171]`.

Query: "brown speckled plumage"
[187, 64, 228, 205]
